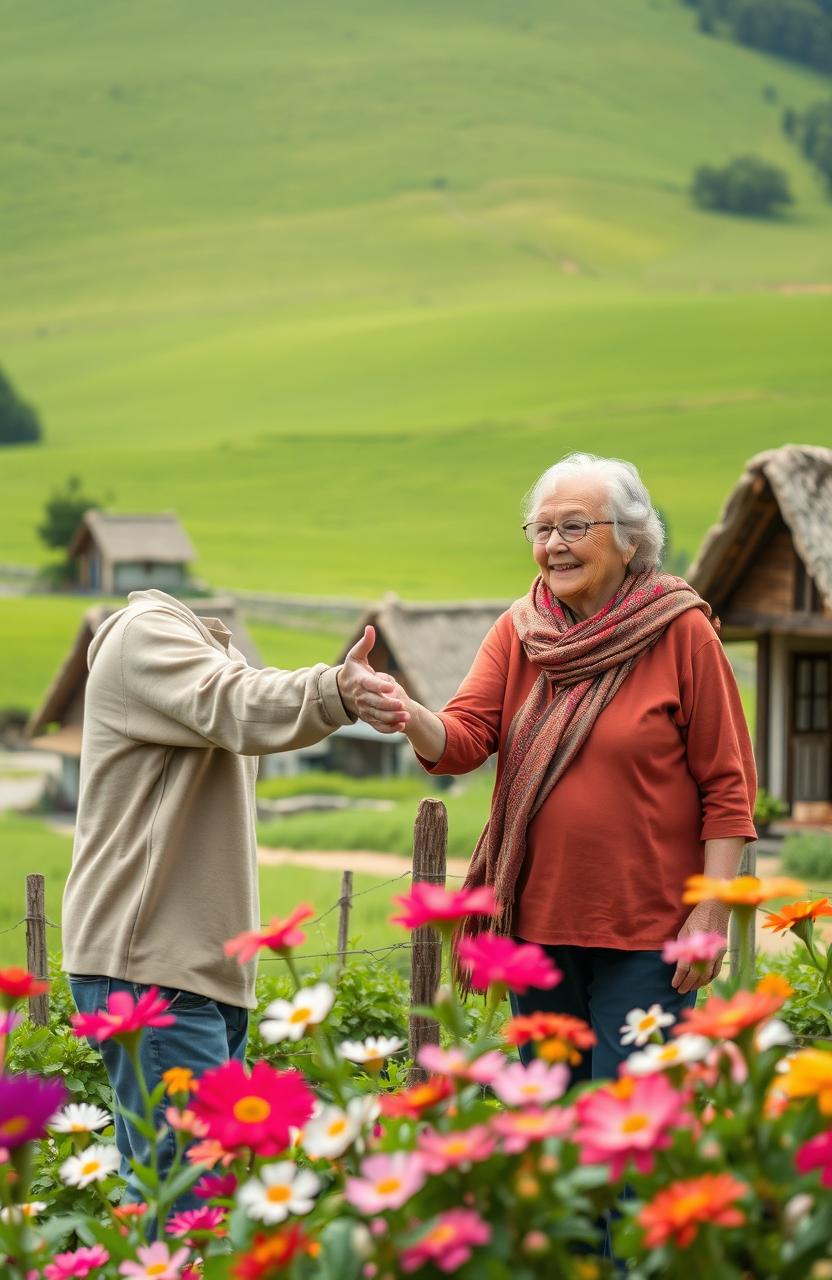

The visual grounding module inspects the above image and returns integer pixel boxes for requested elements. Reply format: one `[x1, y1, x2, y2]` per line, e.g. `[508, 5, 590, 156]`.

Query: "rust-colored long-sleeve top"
[421, 607, 757, 950]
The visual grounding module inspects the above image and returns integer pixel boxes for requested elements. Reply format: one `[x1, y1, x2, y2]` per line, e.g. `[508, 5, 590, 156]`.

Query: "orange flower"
[638, 1172, 746, 1248]
[756, 972, 793, 1000]
[378, 1075, 453, 1119]
[675, 989, 785, 1040]
[779, 1049, 832, 1115]
[683, 875, 806, 907]
[503, 1013, 596, 1065]
[233, 1226, 318, 1279]
[162, 1067, 197, 1097]
[762, 897, 832, 934]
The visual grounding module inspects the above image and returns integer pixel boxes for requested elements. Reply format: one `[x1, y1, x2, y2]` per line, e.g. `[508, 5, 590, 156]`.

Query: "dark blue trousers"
[509, 944, 697, 1080]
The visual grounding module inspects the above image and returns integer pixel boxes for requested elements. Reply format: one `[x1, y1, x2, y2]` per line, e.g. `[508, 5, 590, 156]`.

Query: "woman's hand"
[337, 626, 410, 732]
[670, 901, 730, 994]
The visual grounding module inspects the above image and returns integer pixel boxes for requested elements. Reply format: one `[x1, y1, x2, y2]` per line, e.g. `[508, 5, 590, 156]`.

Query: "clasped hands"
[336, 625, 412, 734]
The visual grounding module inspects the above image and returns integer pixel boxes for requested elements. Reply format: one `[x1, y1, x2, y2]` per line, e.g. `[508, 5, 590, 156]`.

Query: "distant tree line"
[0, 366, 42, 445]
[691, 154, 793, 215]
[783, 98, 832, 192]
[682, 0, 832, 75]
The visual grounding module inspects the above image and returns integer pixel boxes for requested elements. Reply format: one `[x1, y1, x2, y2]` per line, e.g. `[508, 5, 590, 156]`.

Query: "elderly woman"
[363, 452, 757, 1080]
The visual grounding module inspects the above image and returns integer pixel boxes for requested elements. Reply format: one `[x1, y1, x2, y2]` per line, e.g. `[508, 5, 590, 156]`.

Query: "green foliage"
[692, 154, 793, 216]
[0, 367, 41, 446]
[37, 474, 103, 552]
[753, 787, 789, 827]
[784, 97, 832, 194]
[757, 947, 832, 1041]
[781, 831, 832, 879]
[256, 772, 430, 803]
[733, 0, 832, 75]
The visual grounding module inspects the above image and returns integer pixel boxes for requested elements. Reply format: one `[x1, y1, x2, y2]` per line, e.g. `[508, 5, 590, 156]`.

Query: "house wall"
[728, 523, 796, 615]
[113, 562, 187, 592]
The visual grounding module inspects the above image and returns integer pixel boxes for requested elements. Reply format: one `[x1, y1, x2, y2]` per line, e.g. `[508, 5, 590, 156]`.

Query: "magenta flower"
[391, 884, 498, 931]
[416, 1044, 505, 1085]
[0, 1073, 67, 1149]
[491, 1059, 569, 1107]
[455, 933, 561, 994]
[416, 1124, 497, 1174]
[344, 1151, 426, 1214]
[661, 932, 726, 967]
[400, 1208, 491, 1273]
[193, 1170, 238, 1200]
[574, 1074, 687, 1179]
[44, 1245, 110, 1280]
[191, 1059, 315, 1158]
[166, 1205, 226, 1237]
[490, 1106, 574, 1154]
[71, 988, 175, 1045]
[796, 1131, 832, 1187]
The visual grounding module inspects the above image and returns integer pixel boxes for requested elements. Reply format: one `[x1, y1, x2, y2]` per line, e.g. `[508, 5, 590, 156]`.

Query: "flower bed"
[1, 879, 832, 1278]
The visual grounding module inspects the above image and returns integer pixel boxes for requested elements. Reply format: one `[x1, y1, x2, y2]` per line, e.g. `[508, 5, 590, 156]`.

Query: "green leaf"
[313, 1217, 363, 1280]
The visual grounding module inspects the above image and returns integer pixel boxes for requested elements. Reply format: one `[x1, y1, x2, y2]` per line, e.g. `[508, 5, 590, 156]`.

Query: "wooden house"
[688, 445, 832, 819]
[28, 598, 262, 809]
[67, 511, 195, 594]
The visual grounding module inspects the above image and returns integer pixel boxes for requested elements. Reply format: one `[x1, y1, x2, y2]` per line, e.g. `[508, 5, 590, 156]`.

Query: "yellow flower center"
[81, 1160, 101, 1176]
[427, 1224, 456, 1245]
[70, 1123, 88, 1132]
[671, 1191, 710, 1221]
[0, 1116, 29, 1137]
[147, 1267, 169, 1278]
[444, 1138, 468, 1155]
[658, 1046, 680, 1062]
[233, 1095, 271, 1124]
[327, 1119, 347, 1137]
[521, 1084, 541, 1096]
[637, 1016, 656, 1032]
[266, 1185, 292, 1203]
[375, 1177, 402, 1195]
[290, 1007, 312, 1024]
[620, 1113, 650, 1134]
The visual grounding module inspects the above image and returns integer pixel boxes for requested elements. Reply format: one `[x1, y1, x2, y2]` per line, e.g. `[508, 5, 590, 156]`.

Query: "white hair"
[523, 452, 665, 574]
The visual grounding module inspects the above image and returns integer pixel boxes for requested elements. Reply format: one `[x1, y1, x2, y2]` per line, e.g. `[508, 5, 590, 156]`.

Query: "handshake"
[335, 624, 413, 736]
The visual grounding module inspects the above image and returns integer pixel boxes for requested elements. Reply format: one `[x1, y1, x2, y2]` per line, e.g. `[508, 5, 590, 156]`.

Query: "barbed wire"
[0, 914, 60, 937]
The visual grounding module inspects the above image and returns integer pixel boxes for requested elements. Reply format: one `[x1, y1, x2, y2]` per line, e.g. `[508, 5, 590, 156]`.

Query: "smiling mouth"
[550, 563, 581, 572]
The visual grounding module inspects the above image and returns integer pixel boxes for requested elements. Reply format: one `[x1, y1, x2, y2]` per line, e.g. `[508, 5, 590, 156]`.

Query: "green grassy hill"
[1, 0, 831, 598]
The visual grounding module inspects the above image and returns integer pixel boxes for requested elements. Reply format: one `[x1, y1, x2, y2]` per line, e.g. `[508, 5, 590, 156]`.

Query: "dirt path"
[257, 845, 470, 880]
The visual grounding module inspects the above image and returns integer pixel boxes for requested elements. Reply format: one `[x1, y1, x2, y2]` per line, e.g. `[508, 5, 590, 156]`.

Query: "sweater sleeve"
[120, 608, 351, 755]
[418, 616, 511, 776]
[678, 634, 758, 842]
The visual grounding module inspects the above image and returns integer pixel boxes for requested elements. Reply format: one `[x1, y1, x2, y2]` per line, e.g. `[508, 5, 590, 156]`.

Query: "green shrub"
[780, 831, 832, 881]
[256, 771, 430, 802]
[754, 787, 788, 827]
[756, 948, 832, 1042]
[691, 154, 793, 217]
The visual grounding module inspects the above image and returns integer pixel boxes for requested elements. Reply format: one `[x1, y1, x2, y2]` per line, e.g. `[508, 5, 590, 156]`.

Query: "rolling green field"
[1, 0, 831, 601]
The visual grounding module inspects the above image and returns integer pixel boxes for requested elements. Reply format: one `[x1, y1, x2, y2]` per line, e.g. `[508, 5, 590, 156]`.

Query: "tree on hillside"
[37, 475, 103, 551]
[691, 155, 793, 216]
[0, 366, 42, 445]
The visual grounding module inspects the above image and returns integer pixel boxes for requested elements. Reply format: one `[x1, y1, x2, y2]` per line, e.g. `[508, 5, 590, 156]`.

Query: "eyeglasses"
[522, 520, 615, 545]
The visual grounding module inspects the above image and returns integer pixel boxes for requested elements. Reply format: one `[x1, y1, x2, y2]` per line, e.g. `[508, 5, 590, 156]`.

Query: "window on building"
[794, 655, 830, 733]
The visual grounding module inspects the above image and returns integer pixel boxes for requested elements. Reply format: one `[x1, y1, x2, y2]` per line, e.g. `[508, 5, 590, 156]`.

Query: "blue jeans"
[69, 976, 248, 1212]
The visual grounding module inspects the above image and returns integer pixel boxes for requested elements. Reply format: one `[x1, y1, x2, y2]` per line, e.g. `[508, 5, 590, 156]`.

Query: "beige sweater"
[62, 591, 352, 1008]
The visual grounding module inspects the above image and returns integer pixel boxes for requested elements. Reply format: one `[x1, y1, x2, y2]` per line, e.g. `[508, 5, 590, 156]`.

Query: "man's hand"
[671, 900, 730, 994]
[336, 625, 411, 733]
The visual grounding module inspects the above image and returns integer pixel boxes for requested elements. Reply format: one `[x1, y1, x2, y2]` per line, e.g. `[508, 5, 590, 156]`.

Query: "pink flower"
[344, 1152, 426, 1214]
[490, 1060, 569, 1107]
[796, 1131, 832, 1187]
[490, 1106, 574, 1154]
[574, 1074, 687, 1179]
[416, 1125, 497, 1174]
[391, 884, 498, 931]
[400, 1208, 491, 1273]
[166, 1206, 226, 1238]
[416, 1044, 505, 1085]
[193, 1170, 237, 1200]
[191, 1060, 314, 1157]
[119, 1243, 190, 1280]
[661, 932, 726, 967]
[44, 1245, 110, 1280]
[454, 933, 561, 994]
[165, 1107, 209, 1138]
[224, 904, 315, 965]
[71, 989, 175, 1045]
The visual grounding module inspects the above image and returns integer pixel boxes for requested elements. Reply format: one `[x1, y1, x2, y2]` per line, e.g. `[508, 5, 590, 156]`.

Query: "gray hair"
[523, 452, 665, 574]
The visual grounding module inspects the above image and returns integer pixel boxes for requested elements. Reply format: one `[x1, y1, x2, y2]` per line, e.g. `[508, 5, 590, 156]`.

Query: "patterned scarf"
[460, 569, 713, 938]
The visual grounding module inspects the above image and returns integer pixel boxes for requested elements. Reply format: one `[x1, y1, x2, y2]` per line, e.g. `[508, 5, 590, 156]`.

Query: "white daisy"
[260, 984, 335, 1043]
[755, 1018, 793, 1052]
[624, 1034, 711, 1075]
[237, 1161, 320, 1224]
[337, 1035, 405, 1072]
[0, 1201, 47, 1223]
[60, 1143, 121, 1187]
[301, 1097, 374, 1160]
[50, 1102, 112, 1134]
[619, 1004, 675, 1048]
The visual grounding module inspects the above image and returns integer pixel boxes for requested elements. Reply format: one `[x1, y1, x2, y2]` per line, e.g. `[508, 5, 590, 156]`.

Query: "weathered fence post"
[728, 842, 757, 981]
[336, 870, 353, 975]
[26, 874, 49, 1025]
[408, 798, 447, 1084]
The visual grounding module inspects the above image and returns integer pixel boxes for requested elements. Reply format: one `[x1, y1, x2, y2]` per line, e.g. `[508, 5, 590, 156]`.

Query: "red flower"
[638, 1172, 747, 1249]
[233, 1226, 318, 1279]
[378, 1075, 454, 1119]
[391, 884, 498, 931]
[71, 988, 175, 1045]
[191, 1060, 315, 1157]
[675, 989, 785, 1041]
[0, 967, 49, 1005]
[455, 933, 561, 994]
[796, 1131, 832, 1187]
[224, 905, 315, 965]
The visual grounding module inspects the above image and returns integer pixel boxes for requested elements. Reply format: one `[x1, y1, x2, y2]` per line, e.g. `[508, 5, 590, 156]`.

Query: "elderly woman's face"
[530, 478, 632, 618]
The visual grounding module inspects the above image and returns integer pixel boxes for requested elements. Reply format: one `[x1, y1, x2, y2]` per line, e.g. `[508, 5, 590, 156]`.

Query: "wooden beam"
[721, 610, 832, 637]
[755, 634, 771, 790]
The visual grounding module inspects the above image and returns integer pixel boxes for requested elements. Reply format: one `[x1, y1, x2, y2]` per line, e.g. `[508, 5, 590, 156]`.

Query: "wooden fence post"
[408, 798, 447, 1083]
[728, 843, 757, 981]
[26, 874, 49, 1026]
[336, 870, 353, 975]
